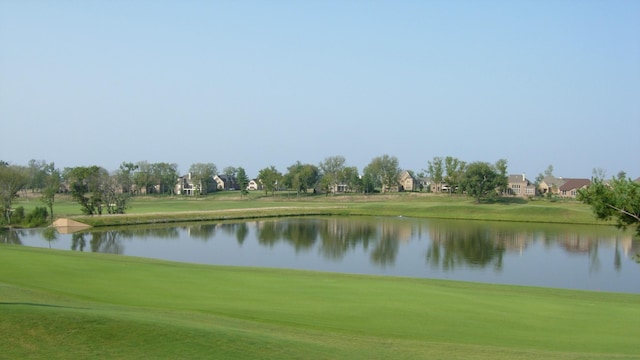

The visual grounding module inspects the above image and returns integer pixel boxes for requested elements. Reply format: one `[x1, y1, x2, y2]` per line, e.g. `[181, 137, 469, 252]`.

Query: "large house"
[175, 173, 198, 195]
[507, 174, 537, 197]
[397, 170, 420, 192]
[538, 176, 590, 198]
[538, 176, 565, 196]
[247, 179, 261, 191]
[214, 174, 239, 191]
[558, 178, 591, 198]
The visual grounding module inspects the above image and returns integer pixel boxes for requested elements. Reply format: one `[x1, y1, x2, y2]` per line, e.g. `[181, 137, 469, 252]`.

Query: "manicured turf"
[13, 192, 606, 228]
[1, 245, 638, 359]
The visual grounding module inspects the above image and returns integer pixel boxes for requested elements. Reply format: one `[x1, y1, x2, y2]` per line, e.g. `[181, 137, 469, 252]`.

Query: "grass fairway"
[1, 246, 638, 359]
[13, 192, 606, 228]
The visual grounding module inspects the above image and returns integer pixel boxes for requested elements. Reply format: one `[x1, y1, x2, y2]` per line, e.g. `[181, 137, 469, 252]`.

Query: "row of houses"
[175, 173, 259, 195]
[506, 175, 592, 198]
[393, 171, 592, 199]
[174, 170, 594, 199]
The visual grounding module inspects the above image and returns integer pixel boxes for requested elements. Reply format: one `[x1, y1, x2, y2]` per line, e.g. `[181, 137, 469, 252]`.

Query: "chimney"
[522, 173, 525, 181]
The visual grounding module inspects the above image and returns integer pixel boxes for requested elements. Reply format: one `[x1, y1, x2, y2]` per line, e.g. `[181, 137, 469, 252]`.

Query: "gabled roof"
[541, 176, 565, 187]
[508, 174, 531, 184]
[559, 178, 591, 191]
[216, 174, 236, 182]
[398, 170, 418, 181]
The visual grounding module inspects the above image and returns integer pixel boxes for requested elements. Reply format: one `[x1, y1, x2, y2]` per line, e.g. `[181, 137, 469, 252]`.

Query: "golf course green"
[2, 193, 638, 359]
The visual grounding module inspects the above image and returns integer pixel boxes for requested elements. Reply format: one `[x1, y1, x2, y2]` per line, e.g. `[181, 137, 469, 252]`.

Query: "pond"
[3, 216, 639, 294]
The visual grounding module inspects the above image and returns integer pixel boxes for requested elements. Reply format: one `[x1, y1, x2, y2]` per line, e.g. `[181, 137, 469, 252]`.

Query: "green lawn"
[12, 192, 607, 228]
[1, 245, 638, 359]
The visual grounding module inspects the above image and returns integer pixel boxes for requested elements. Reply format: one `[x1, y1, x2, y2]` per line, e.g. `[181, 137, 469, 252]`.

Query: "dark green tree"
[0, 165, 29, 223]
[494, 159, 509, 195]
[40, 162, 61, 223]
[460, 161, 501, 203]
[578, 175, 640, 236]
[284, 161, 319, 196]
[65, 166, 109, 215]
[236, 167, 249, 197]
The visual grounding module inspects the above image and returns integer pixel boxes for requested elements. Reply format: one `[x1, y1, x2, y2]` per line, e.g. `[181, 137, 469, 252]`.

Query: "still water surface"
[5, 216, 640, 293]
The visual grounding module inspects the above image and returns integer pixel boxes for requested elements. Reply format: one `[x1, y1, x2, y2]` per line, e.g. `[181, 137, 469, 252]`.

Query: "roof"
[216, 174, 236, 181]
[541, 176, 565, 187]
[559, 178, 591, 191]
[398, 170, 418, 181]
[508, 174, 531, 184]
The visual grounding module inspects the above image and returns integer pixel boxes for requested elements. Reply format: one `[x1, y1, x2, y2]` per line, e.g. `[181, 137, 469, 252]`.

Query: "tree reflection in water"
[90, 231, 123, 254]
[33, 217, 637, 276]
[0, 229, 22, 245]
[42, 227, 57, 248]
[426, 223, 506, 271]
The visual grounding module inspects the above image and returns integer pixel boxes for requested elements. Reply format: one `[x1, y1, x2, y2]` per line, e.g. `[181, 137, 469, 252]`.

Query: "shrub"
[24, 207, 49, 227]
[11, 206, 25, 224]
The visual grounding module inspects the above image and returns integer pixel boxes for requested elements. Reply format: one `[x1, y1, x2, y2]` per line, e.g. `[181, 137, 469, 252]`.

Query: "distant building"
[214, 174, 239, 190]
[507, 174, 537, 197]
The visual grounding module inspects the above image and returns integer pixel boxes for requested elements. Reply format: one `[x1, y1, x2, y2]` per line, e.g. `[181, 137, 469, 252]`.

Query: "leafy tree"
[444, 156, 466, 194]
[223, 166, 237, 177]
[101, 173, 130, 214]
[24, 206, 49, 227]
[116, 161, 138, 194]
[544, 164, 555, 177]
[494, 159, 509, 195]
[65, 166, 109, 215]
[340, 166, 361, 193]
[426, 156, 444, 192]
[189, 163, 217, 195]
[460, 161, 502, 203]
[578, 175, 640, 236]
[0, 164, 29, 223]
[152, 162, 179, 194]
[40, 162, 61, 223]
[134, 161, 154, 194]
[236, 167, 249, 197]
[363, 154, 400, 193]
[284, 161, 319, 196]
[361, 172, 375, 193]
[258, 166, 282, 196]
[27, 159, 49, 192]
[319, 156, 346, 194]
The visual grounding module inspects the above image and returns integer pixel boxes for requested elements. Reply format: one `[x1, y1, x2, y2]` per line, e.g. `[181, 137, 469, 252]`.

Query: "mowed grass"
[1, 245, 639, 359]
[13, 192, 605, 227]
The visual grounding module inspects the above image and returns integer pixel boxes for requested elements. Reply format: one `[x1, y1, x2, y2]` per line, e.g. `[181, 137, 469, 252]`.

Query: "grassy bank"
[1, 245, 638, 359]
[13, 192, 607, 228]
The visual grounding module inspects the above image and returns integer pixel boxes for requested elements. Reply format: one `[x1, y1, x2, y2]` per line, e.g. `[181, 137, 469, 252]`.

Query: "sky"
[1, 0, 639, 180]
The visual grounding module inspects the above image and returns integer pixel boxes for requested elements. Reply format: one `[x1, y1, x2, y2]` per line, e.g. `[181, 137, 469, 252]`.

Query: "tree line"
[1, 156, 638, 236]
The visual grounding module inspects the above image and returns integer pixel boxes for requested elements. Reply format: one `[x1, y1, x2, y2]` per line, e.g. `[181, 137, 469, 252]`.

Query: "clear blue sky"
[1, 0, 639, 179]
